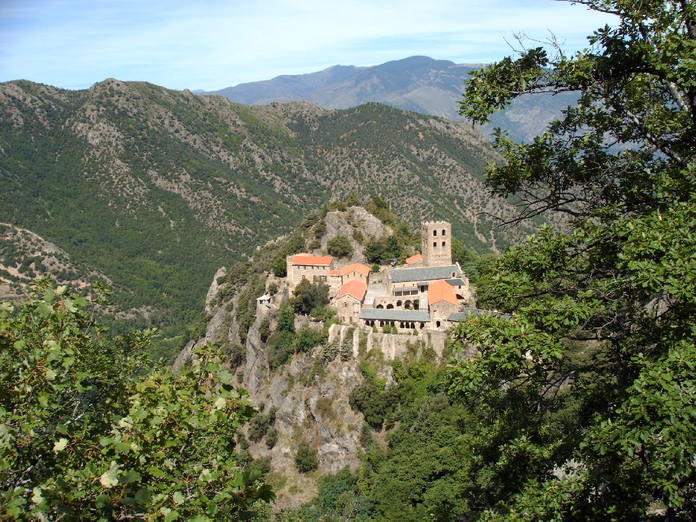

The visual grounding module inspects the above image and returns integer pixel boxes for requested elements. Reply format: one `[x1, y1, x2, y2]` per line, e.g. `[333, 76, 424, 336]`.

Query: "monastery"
[285, 221, 487, 334]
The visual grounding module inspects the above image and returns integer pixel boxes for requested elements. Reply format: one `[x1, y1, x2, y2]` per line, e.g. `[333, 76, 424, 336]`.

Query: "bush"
[327, 235, 354, 258]
[295, 442, 319, 473]
[224, 343, 246, 369]
[265, 427, 278, 449]
[349, 380, 400, 430]
[247, 456, 272, 477]
[268, 330, 295, 369]
[277, 303, 295, 333]
[291, 280, 329, 315]
[294, 327, 325, 353]
[271, 256, 287, 277]
[259, 318, 271, 342]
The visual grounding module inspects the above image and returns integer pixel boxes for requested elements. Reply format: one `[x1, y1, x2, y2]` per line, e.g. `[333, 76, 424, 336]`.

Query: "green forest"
[1, 0, 695, 520]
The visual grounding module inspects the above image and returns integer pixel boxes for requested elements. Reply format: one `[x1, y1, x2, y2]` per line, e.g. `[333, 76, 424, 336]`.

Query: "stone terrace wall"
[328, 324, 447, 360]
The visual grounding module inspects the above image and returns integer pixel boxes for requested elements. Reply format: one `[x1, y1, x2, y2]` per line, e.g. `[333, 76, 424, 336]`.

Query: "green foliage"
[448, 2, 696, 518]
[327, 234, 354, 258]
[265, 427, 278, 449]
[248, 408, 277, 443]
[0, 283, 273, 520]
[271, 256, 287, 278]
[349, 380, 400, 430]
[294, 327, 326, 353]
[290, 279, 330, 315]
[277, 303, 296, 333]
[295, 442, 319, 473]
[364, 235, 406, 265]
[267, 330, 296, 369]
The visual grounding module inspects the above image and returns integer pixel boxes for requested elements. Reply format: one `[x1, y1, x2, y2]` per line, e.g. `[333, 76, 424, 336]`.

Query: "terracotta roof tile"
[428, 279, 458, 306]
[336, 280, 367, 301]
[331, 263, 371, 277]
[405, 253, 423, 265]
[291, 254, 334, 266]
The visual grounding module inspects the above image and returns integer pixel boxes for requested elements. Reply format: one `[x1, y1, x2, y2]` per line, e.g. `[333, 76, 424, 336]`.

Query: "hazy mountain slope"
[0, 78, 532, 331]
[207, 56, 578, 142]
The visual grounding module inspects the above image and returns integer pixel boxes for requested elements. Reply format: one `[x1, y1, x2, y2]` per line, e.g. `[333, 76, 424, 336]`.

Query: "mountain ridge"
[203, 55, 577, 142]
[0, 77, 536, 339]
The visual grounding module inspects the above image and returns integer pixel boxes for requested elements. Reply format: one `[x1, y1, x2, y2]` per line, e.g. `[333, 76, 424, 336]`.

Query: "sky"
[0, 0, 616, 91]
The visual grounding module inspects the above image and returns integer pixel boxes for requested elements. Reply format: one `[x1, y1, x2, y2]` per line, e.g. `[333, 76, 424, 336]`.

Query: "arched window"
[436, 320, 441, 327]
[442, 241, 446, 247]
[442, 229, 446, 236]
[396, 300, 402, 307]
[433, 230, 437, 236]
[386, 304, 394, 309]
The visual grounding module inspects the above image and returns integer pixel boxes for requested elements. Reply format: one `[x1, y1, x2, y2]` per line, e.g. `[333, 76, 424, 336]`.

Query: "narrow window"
[433, 242, 437, 248]
[442, 229, 446, 236]
[433, 230, 437, 236]
[442, 241, 446, 247]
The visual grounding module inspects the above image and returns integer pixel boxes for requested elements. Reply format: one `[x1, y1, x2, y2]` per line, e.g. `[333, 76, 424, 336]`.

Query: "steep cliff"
[176, 206, 434, 509]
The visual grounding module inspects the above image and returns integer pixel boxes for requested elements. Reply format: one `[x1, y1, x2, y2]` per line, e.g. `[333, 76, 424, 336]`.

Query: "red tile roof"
[330, 263, 371, 277]
[405, 253, 423, 265]
[428, 279, 458, 306]
[291, 254, 333, 266]
[336, 280, 367, 301]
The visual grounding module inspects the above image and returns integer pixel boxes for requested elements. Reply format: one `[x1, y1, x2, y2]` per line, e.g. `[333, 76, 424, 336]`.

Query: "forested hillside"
[0, 80, 533, 334]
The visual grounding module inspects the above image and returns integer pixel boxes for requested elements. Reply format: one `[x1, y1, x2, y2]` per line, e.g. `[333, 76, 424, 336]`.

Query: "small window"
[442, 229, 446, 236]
[433, 230, 437, 236]
[442, 241, 446, 247]
[433, 242, 437, 248]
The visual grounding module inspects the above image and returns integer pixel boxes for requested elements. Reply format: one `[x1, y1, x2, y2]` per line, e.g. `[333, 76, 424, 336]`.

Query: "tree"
[327, 234, 354, 258]
[291, 279, 330, 315]
[449, 1, 696, 519]
[295, 442, 319, 473]
[0, 282, 273, 520]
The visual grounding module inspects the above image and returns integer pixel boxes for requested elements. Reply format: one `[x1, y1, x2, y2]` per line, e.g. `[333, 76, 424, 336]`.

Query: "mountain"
[205, 56, 578, 142]
[0, 78, 535, 338]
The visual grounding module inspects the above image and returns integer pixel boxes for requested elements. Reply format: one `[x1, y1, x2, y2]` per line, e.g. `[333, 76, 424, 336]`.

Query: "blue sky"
[0, 0, 616, 91]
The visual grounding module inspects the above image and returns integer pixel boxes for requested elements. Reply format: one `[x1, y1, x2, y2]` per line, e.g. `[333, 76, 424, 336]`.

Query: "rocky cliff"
[175, 207, 439, 509]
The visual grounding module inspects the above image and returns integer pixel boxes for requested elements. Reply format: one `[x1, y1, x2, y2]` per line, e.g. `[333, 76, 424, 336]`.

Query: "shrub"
[327, 235, 354, 258]
[291, 280, 329, 315]
[271, 256, 287, 277]
[265, 427, 278, 449]
[294, 327, 325, 353]
[259, 318, 271, 342]
[295, 442, 319, 473]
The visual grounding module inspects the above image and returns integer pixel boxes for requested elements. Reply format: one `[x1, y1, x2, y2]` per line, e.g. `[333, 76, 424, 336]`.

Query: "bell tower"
[421, 221, 452, 267]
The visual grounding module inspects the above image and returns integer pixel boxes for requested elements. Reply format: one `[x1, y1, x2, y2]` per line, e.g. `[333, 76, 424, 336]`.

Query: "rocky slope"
[175, 207, 407, 509]
[205, 55, 578, 142]
[0, 223, 110, 304]
[0, 78, 536, 332]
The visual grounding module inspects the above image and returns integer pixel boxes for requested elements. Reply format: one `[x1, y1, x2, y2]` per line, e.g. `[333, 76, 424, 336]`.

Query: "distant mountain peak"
[203, 56, 576, 142]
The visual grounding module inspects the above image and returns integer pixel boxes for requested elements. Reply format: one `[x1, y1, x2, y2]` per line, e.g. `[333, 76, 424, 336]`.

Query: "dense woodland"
[1, 0, 695, 520]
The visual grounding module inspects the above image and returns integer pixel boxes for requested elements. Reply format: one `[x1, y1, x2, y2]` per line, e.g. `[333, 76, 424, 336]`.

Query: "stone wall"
[328, 324, 448, 360]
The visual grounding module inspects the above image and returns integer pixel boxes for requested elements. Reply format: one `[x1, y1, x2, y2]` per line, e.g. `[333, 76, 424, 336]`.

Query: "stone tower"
[421, 221, 452, 267]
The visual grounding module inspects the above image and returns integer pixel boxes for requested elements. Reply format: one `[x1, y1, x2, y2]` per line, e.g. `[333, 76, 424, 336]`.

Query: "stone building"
[329, 263, 371, 288]
[286, 254, 334, 291]
[335, 280, 367, 325]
